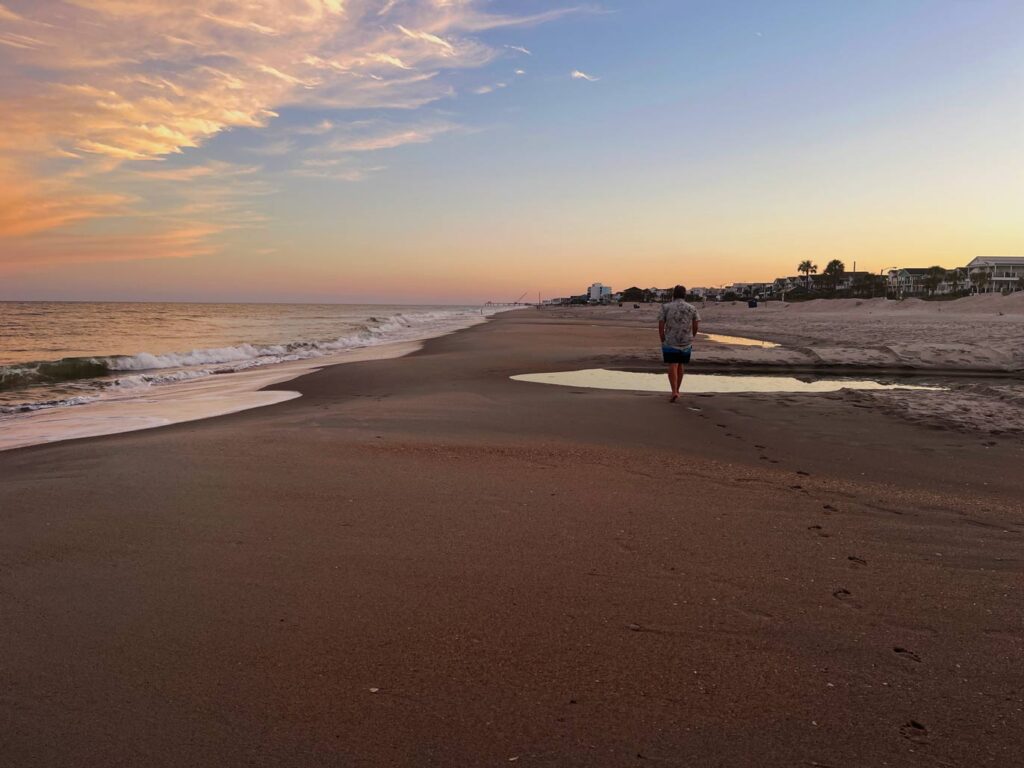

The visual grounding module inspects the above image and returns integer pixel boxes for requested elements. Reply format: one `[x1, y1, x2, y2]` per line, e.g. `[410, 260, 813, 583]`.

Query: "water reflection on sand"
[511, 369, 944, 394]
[701, 334, 780, 348]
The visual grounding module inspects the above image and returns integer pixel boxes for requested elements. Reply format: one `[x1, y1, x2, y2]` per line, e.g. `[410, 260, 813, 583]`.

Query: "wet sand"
[1, 309, 1022, 767]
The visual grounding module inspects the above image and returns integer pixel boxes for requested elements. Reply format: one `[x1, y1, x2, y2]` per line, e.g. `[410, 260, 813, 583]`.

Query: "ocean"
[0, 301, 507, 448]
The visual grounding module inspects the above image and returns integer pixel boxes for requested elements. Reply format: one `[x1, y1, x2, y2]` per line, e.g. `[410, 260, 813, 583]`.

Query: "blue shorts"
[662, 345, 692, 364]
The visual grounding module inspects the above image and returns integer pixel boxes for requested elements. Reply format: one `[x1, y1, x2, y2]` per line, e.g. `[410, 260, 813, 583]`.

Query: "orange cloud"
[1, 224, 224, 269]
[1, 1, 561, 163]
[0, 0, 578, 264]
[0, 159, 131, 238]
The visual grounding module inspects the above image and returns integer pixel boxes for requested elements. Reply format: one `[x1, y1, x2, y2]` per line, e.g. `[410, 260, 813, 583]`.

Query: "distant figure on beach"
[658, 285, 700, 403]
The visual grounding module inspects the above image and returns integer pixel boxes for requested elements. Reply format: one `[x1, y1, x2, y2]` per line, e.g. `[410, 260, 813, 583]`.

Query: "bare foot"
[669, 393, 679, 403]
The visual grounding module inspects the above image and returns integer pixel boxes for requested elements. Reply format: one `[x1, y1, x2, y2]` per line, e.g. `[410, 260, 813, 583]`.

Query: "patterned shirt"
[658, 300, 700, 349]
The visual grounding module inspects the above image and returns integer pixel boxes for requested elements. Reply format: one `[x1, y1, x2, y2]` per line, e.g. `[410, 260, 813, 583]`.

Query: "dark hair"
[672, 285, 687, 299]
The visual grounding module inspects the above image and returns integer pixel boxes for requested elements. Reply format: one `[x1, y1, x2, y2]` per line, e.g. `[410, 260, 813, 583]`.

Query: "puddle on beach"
[511, 369, 944, 395]
[701, 333, 780, 348]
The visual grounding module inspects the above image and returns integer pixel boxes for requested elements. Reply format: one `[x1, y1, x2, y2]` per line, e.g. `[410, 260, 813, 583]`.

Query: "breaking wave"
[0, 308, 501, 414]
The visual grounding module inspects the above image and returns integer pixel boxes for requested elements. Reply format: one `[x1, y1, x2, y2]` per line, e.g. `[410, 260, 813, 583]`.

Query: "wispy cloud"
[327, 120, 463, 153]
[0, 155, 270, 270]
[0, 3, 20, 22]
[0, 0, 577, 263]
[505, 45, 532, 55]
[3, 224, 225, 268]
[0, 164, 131, 239]
[571, 69, 600, 82]
[450, 7, 585, 33]
[474, 83, 507, 95]
[397, 24, 456, 56]
[292, 157, 387, 182]
[135, 161, 261, 183]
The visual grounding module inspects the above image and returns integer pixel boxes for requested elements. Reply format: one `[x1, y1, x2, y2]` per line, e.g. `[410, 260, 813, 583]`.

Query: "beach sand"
[1, 308, 1022, 766]
[556, 295, 1024, 435]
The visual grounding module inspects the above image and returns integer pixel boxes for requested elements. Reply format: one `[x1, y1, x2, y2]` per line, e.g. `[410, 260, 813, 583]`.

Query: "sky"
[0, 0, 1021, 303]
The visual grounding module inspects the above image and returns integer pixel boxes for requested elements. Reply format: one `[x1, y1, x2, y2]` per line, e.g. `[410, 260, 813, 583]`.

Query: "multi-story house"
[887, 267, 967, 297]
[967, 257, 1024, 293]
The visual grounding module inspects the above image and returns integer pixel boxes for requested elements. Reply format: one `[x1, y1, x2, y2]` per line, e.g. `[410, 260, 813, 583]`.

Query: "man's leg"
[668, 363, 682, 401]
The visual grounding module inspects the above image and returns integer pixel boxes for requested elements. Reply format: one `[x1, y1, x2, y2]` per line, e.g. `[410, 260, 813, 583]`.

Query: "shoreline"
[1, 309, 1021, 766]
[0, 340, 421, 452]
[0, 308, 519, 453]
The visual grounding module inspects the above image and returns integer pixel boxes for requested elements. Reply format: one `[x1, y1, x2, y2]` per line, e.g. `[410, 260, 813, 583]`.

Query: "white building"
[967, 257, 1024, 293]
[588, 283, 613, 303]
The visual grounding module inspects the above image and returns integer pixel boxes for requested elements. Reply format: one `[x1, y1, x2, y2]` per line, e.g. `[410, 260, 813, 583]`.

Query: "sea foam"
[0, 307, 514, 415]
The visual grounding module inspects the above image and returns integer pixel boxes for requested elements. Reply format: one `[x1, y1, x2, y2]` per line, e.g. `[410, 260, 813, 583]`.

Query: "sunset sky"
[1, 0, 1021, 303]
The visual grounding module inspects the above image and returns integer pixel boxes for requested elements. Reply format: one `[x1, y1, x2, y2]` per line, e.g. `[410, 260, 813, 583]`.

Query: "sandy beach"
[550, 295, 1024, 436]
[1, 307, 1022, 767]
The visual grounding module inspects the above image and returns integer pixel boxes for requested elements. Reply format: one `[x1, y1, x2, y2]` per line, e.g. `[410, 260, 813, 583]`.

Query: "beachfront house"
[731, 282, 772, 299]
[773, 276, 814, 296]
[834, 271, 871, 292]
[887, 267, 967, 297]
[728, 283, 751, 297]
[967, 257, 1024, 293]
[773, 277, 796, 295]
[587, 283, 613, 303]
[647, 287, 671, 302]
[888, 269, 918, 297]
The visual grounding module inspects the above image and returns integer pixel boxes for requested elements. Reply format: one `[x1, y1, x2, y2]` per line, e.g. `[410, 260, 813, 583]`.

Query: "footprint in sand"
[796, 470, 811, 477]
[893, 647, 922, 663]
[899, 720, 928, 744]
[848, 555, 867, 566]
[823, 504, 837, 511]
[832, 588, 861, 608]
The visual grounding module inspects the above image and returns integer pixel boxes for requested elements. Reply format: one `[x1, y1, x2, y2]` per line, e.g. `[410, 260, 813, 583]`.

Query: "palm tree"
[971, 267, 992, 294]
[948, 270, 963, 296]
[874, 274, 890, 298]
[823, 259, 845, 295]
[798, 260, 818, 291]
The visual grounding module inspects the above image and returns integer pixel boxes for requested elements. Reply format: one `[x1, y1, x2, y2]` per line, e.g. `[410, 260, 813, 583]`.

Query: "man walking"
[658, 285, 700, 402]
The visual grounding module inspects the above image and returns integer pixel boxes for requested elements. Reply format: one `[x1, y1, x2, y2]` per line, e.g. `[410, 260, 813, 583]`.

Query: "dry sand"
[1, 308, 1022, 767]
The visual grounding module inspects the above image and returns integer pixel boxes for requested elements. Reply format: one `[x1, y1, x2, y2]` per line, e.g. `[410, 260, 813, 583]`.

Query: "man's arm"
[692, 317, 700, 338]
[659, 320, 666, 344]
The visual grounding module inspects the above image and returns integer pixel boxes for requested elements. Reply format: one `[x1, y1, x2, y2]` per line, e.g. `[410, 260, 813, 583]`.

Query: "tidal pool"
[701, 334, 780, 348]
[511, 369, 944, 394]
